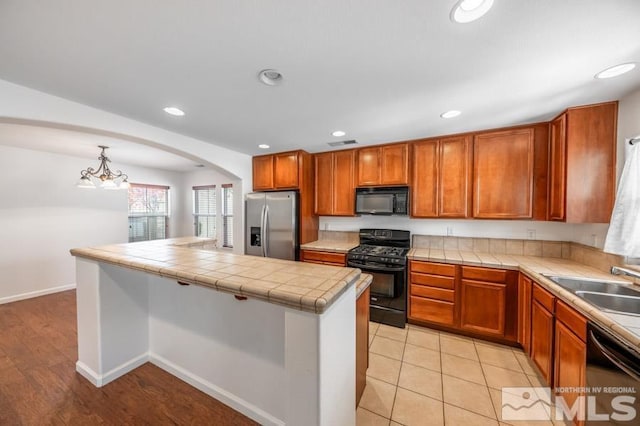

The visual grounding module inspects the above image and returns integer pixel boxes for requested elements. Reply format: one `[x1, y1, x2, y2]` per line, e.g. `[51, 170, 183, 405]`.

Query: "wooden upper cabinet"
[333, 150, 356, 215]
[412, 136, 472, 218]
[411, 140, 438, 217]
[549, 102, 618, 223]
[314, 150, 355, 216]
[381, 144, 409, 185]
[252, 150, 303, 190]
[548, 114, 567, 221]
[473, 128, 535, 219]
[252, 155, 274, 190]
[314, 152, 333, 215]
[357, 143, 409, 186]
[440, 136, 472, 217]
[274, 152, 300, 189]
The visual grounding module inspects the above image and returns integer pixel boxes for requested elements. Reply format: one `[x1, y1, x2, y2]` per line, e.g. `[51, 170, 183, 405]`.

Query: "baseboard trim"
[149, 352, 284, 426]
[76, 353, 149, 387]
[0, 284, 77, 305]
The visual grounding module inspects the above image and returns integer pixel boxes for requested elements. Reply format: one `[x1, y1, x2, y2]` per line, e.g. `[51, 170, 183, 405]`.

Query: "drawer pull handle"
[177, 281, 190, 286]
[235, 295, 248, 301]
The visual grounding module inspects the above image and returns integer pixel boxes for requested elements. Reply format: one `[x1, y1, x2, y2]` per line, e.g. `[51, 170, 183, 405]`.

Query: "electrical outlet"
[446, 226, 454, 236]
[527, 229, 536, 240]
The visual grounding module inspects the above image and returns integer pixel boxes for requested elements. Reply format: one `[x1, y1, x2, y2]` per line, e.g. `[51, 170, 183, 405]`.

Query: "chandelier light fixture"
[77, 145, 129, 189]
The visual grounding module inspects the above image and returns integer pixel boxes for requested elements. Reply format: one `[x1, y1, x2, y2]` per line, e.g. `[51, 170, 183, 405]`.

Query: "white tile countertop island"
[70, 237, 362, 426]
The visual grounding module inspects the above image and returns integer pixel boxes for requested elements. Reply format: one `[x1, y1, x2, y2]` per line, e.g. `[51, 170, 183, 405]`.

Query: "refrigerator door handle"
[264, 205, 270, 257]
[260, 205, 266, 257]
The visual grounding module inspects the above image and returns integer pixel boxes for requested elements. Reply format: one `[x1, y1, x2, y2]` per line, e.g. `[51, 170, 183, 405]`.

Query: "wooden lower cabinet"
[300, 249, 346, 266]
[356, 287, 370, 406]
[459, 266, 518, 340]
[460, 279, 506, 336]
[554, 300, 587, 425]
[409, 261, 517, 342]
[530, 284, 556, 384]
[518, 274, 533, 354]
[409, 261, 457, 327]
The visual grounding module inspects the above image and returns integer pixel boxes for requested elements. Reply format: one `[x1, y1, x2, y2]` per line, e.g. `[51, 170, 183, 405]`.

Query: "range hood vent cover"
[327, 139, 358, 147]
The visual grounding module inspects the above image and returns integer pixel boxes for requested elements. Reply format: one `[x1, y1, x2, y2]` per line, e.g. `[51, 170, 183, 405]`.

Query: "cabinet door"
[565, 102, 617, 223]
[518, 274, 533, 354]
[314, 152, 333, 215]
[411, 140, 438, 217]
[380, 144, 408, 185]
[459, 279, 506, 336]
[357, 147, 380, 186]
[554, 320, 586, 420]
[531, 300, 554, 384]
[473, 128, 534, 219]
[356, 287, 370, 406]
[548, 114, 567, 221]
[333, 150, 356, 215]
[274, 152, 300, 189]
[440, 136, 472, 218]
[253, 155, 274, 190]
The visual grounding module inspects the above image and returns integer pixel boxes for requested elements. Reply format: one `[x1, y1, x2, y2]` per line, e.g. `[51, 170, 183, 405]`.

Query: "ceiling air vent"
[327, 139, 358, 147]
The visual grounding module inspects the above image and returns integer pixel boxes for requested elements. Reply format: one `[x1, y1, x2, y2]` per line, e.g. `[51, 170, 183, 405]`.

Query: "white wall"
[0, 144, 185, 303]
[181, 168, 242, 248]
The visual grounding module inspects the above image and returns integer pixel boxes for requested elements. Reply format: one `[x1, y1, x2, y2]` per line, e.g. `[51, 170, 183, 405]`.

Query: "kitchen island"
[70, 237, 363, 426]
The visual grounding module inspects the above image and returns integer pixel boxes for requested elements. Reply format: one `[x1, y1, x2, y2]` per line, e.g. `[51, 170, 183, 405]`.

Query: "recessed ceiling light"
[332, 130, 346, 137]
[258, 69, 283, 86]
[440, 110, 462, 119]
[450, 0, 494, 23]
[163, 106, 185, 116]
[595, 63, 636, 79]
[258, 144, 270, 149]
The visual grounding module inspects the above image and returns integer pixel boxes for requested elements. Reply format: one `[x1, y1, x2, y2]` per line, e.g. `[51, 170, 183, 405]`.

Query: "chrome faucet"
[611, 266, 640, 280]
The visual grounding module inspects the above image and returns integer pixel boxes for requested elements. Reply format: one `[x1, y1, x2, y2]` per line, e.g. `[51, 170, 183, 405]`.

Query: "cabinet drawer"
[462, 266, 508, 283]
[410, 261, 456, 277]
[301, 250, 346, 266]
[410, 296, 455, 325]
[556, 300, 587, 342]
[411, 285, 454, 302]
[533, 283, 556, 313]
[410, 272, 455, 290]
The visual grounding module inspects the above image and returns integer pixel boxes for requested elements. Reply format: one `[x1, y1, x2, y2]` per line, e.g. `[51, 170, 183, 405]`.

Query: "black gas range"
[347, 229, 410, 328]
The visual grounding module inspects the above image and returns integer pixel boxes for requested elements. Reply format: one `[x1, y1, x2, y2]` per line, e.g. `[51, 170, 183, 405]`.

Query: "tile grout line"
[387, 327, 408, 425]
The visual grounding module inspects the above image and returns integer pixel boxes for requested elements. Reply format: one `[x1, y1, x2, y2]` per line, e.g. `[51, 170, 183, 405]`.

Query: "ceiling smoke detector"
[258, 69, 283, 86]
[327, 140, 358, 147]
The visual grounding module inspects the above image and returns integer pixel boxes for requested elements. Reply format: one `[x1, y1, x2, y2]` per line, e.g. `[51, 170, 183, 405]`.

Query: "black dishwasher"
[585, 323, 639, 425]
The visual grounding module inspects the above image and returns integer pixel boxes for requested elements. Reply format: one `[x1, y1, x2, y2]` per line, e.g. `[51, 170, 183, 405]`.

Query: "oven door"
[348, 261, 407, 328]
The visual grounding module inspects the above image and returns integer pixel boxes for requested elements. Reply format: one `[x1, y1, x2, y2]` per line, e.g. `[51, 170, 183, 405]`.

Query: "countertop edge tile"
[70, 237, 359, 315]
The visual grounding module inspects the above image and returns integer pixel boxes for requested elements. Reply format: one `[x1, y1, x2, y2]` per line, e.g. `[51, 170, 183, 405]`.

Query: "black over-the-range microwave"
[355, 186, 409, 215]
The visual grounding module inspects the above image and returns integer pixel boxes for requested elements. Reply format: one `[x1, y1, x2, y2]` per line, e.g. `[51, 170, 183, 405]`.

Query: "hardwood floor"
[0, 290, 259, 425]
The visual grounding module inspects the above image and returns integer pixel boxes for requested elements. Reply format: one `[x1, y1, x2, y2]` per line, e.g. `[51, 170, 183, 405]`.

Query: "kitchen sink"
[574, 291, 640, 316]
[544, 275, 640, 297]
[543, 275, 640, 316]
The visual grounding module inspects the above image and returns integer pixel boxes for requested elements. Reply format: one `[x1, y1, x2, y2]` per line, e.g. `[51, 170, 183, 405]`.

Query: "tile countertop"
[300, 240, 360, 253]
[70, 237, 361, 314]
[408, 248, 640, 350]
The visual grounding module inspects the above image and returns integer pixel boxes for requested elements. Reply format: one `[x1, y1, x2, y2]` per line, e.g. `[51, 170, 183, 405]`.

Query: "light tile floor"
[357, 322, 572, 426]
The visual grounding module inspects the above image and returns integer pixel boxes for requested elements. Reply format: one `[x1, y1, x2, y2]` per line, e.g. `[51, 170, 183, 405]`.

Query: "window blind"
[222, 184, 233, 248]
[128, 183, 170, 242]
[193, 185, 216, 238]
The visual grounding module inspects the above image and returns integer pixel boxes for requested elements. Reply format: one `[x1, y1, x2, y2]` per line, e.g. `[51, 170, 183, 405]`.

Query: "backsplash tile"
[318, 230, 359, 243]
[411, 235, 628, 274]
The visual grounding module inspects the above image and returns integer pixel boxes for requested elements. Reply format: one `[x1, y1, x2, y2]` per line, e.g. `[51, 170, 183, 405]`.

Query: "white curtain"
[604, 141, 640, 257]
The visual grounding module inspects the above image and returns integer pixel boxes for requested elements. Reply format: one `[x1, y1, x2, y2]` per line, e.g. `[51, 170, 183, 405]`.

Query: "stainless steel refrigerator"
[245, 191, 298, 261]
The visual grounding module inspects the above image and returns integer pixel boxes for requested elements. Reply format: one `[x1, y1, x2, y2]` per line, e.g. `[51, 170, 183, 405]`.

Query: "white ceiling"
[0, 122, 202, 172]
[1, 1, 640, 157]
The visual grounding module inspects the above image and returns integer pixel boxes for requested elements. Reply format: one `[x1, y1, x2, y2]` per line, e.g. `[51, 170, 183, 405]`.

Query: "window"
[128, 184, 170, 242]
[222, 184, 233, 248]
[193, 185, 216, 238]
